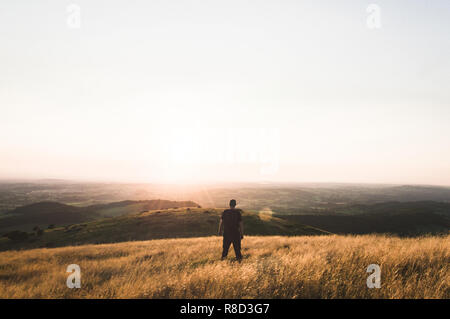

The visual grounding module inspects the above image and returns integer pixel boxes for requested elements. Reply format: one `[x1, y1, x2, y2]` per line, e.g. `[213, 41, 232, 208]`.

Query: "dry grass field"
[0, 235, 448, 299]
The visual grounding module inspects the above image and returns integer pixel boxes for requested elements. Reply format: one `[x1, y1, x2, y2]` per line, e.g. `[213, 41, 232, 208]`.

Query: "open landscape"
[0, 181, 448, 299]
[1, 1, 450, 303]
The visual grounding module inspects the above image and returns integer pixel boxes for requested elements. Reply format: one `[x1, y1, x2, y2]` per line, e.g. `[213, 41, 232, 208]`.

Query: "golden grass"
[0, 235, 448, 298]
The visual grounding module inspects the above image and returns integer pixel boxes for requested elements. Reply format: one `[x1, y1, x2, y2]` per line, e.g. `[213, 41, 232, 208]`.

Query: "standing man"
[218, 199, 244, 261]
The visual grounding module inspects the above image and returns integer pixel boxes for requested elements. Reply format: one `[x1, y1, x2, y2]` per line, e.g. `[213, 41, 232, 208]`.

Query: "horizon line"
[0, 177, 450, 188]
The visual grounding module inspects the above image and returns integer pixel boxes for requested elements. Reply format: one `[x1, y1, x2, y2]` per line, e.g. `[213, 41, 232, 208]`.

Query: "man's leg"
[232, 235, 242, 261]
[222, 235, 232, 259]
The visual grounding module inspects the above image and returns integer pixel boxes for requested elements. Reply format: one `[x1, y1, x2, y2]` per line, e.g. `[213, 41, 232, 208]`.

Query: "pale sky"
[1, 1, 450, 185]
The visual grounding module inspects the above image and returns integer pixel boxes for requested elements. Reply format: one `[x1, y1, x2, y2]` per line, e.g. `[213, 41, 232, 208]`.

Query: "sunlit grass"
[0, 235, 448, 298]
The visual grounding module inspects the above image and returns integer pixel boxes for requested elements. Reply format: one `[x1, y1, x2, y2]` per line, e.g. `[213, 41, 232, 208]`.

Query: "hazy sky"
[1, 0, 450, 185]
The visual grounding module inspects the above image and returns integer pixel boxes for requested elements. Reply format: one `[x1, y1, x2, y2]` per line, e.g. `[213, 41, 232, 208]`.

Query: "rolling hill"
[0, 199, 200, 233]
[2, 199, 449, 252]
[282, 201, 450, 236]
[0, 207, 327, 251]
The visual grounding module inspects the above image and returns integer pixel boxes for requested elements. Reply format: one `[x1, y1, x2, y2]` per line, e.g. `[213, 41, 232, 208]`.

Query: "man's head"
[229, 199, 237, 208]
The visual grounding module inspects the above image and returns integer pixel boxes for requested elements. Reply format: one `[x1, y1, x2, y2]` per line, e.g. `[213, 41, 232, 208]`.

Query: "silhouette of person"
[218, 199, 244, 261]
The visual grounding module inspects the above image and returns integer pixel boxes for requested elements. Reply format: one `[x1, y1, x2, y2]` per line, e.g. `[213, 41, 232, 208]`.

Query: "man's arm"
[218, 219, 223, 236]
[239, 221, 244, 239]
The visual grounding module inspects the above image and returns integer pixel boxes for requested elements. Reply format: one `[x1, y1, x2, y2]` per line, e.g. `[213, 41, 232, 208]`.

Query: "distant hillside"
[336, 200, 450, 216]
[3, 181, 450, 214]
[187, 184, 450, 213]
[0, 202, 97, 233]
[0, 208, 326, 251]
[382, 185, 450, 202]
[282, 201, 450, 236]
[0, 200, 200, 233]
[88, 199, 199, 217]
